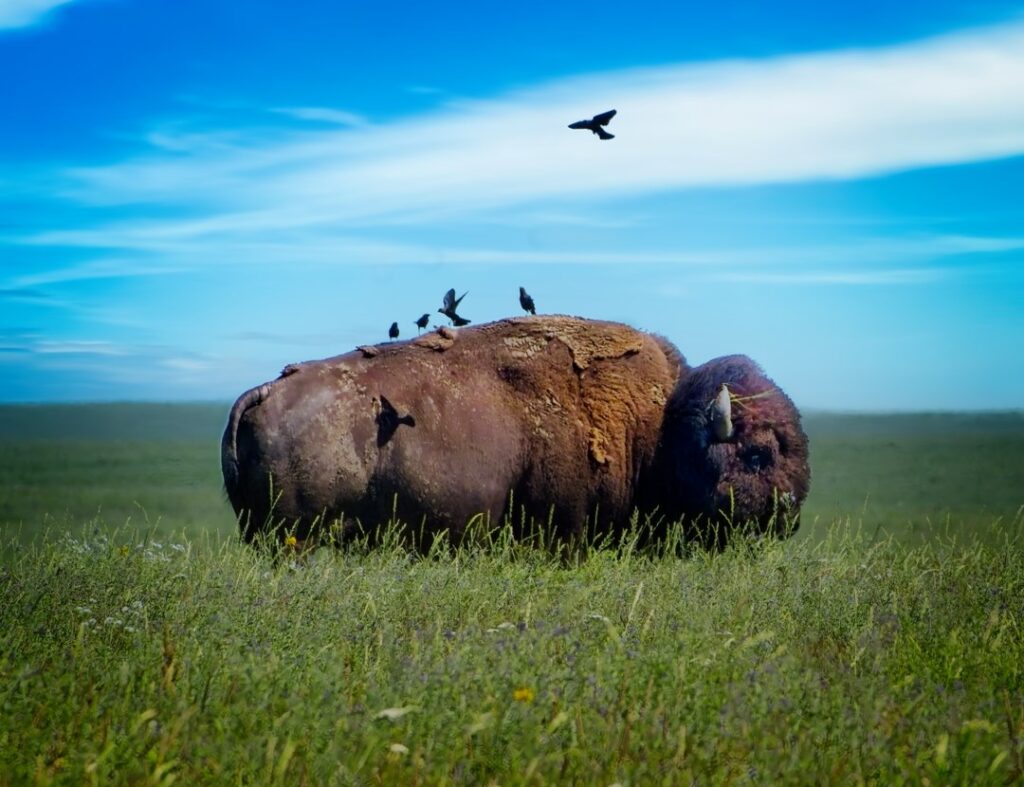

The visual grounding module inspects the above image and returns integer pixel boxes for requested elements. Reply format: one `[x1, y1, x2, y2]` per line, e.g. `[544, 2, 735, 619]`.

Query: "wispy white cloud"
[405, 85, 445, 96]
[51, 19, 1024, 234]
[0, 0, 76, 30]
[33, 339, 128, 356]
[11, 230, 1024, 288]
[12, 258, 186, 287]
[0, 333, 228, 393]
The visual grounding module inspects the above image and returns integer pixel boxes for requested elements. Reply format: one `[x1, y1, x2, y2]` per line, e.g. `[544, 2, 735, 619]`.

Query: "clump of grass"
[2, 514, 1023, 784]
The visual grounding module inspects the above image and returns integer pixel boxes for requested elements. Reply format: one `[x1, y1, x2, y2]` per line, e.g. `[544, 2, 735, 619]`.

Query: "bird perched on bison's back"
[519, 287, 536, 315]
[415, 314, 430, 334]
[388, 322, 399, 341]
[438, 288, 470, 326]
[568, 109, 617, 140]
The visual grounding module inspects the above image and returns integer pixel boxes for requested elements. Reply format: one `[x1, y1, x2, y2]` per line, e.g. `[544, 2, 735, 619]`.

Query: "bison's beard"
[662, 354, 810, 548]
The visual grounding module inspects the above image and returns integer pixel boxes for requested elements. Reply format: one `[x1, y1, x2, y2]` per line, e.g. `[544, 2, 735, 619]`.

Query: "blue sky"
[1, 0, 1023, 409]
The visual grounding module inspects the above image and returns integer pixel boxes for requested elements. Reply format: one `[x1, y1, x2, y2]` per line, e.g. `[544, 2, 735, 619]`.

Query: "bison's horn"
[711, 383, 734, 441]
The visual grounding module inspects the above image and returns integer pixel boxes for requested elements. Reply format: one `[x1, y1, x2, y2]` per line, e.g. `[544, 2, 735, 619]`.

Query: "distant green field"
[799, 411, 1024, 541]
[3, 404, 1023, 783]
[1, 404, 1022, 544]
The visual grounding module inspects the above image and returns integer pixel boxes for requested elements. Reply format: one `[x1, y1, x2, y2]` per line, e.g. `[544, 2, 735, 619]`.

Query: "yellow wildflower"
[512, 687, 535, 703]
[118, 545, 130, 556]
[284, 535, 298, 548]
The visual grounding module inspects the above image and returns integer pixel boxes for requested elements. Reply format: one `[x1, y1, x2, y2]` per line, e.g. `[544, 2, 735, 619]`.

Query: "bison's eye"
[741, 445, 773, 472]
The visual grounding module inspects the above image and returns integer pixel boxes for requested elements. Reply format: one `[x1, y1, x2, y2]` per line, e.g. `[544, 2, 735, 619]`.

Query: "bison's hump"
[479, 315, 647, 371]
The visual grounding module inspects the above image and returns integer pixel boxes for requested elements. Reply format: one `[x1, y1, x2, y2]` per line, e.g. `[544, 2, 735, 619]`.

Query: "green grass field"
[1, 405, 1023, 783]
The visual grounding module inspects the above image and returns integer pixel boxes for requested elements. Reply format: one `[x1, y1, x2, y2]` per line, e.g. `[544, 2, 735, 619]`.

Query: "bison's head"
[663, 355, 810, 545]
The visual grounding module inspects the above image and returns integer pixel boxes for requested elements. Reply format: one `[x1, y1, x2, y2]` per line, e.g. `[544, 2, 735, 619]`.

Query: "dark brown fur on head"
[663, 354, 810, 546]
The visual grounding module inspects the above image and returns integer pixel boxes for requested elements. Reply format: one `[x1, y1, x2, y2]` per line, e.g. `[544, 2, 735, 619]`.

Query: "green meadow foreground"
[1, 405, 1023, 783]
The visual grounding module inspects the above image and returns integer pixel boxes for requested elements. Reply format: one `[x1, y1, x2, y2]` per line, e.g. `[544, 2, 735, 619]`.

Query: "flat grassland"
[1, 405, 1022, 784]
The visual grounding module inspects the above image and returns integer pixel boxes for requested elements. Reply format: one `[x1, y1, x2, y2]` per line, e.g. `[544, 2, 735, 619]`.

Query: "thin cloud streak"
[33, 340, 128, 356]
[224, 330, 355, 346]
[0, 287, 51, 301]
[12, 232, 1024, 287]
[10, 258, 187, 288]
[708, 268, 947, 285]
[0, 333, 223, 385]
[270, 107, 369, 127]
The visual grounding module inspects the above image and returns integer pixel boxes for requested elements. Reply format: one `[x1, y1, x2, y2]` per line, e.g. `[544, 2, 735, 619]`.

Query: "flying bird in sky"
[388, 321, 399, 341]
[568, 109, 617, 140]
[519, 287, 536, 315]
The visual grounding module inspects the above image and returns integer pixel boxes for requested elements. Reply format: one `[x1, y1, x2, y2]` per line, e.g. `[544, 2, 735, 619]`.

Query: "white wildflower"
[375, 706, 417, 721]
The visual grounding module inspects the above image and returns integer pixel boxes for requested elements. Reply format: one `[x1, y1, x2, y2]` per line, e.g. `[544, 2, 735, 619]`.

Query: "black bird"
[519, 286, 536, 315]
[376, 394, 416, 446]
[415, 313, 430, 333]
[438, 288, 470, 326]
[451, 314, 471, 327]
[388, 322, 399, 341]
[441, 288, 466, 314]
[568, 108, 617, 140]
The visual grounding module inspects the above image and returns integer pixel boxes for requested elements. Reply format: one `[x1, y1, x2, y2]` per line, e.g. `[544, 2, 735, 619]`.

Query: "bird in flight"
[438, 288, 470, 326]
[519, 287, 536, 315]
[388, 322, 399, 341]
[568, 109, 617, 140]
[414, 314, 430, 333]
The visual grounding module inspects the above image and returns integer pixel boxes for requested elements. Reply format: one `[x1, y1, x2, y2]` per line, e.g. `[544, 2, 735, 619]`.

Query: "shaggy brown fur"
[649, 354, 811, 547]
[222, 316, 686, 548]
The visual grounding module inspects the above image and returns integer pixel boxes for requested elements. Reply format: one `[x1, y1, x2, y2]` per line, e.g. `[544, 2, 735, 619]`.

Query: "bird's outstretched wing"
[568, 120, 592, 130]
[452, 290, 467, 310]
[442, 288, 456, 311]
[593, 109, 617, 126]
[595, 127, 615, 140]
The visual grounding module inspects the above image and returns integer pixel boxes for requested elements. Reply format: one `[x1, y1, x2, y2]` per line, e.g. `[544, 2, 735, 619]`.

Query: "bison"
[641, 354, 811, 547]
[221, 316, 809, 550]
